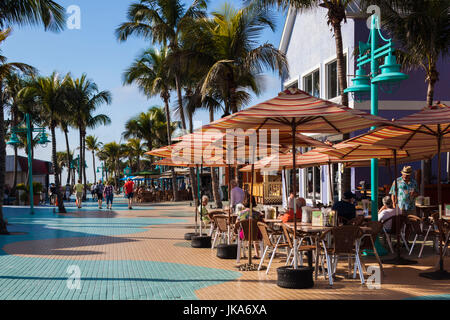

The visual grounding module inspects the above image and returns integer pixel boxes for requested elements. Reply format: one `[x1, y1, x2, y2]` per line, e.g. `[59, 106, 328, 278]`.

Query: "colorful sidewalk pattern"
[0, 197, 449, 300]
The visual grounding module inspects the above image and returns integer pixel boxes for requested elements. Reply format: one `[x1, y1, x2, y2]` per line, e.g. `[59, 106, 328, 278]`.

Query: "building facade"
[279, 6, 450, 205]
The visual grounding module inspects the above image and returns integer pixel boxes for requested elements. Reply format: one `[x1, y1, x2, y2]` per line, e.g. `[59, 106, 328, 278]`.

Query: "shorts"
[106, 195, 113, 205]
[76, 192, 83, 200]
[126, 193, 134, 199]
[97, 193, 104, 201]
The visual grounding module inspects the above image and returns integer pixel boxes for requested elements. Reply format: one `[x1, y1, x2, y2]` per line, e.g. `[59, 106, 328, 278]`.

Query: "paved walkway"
[0, 198, 449, 300]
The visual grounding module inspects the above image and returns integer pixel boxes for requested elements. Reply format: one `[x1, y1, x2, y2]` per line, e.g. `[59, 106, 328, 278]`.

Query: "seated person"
[198, 195, 210, 227]
[378, 196, 396, 232]
[332, 191, 356, 225]
[278, 191, 306, 223]
[235, 204, 262, 258]
[243, 191, 257, 209]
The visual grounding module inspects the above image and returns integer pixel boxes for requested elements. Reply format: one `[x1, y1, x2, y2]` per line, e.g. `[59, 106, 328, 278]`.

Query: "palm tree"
[66, 74, 112, 194]
[368, 0, 450, 184]
[19, 72, 71, 213]
[85, 135, 103, 183]
[123, 47, 181, 200]
[0, 30, 37, 233]
[56, 151, 68, 184]
[195, 3, 288, 114]
[116, 0, 208, 132]
[126, 138, 146, 173]
[101, 142, 124, 188]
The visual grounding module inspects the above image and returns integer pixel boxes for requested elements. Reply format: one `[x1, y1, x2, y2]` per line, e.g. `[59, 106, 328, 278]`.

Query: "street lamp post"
[97, 162, 107, 183]
[345, 14, 409, 257]
[7, 113, 50, 215]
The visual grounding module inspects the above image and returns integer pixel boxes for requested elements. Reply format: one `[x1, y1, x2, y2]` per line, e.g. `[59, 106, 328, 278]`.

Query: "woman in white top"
[378, 196, 397, 231]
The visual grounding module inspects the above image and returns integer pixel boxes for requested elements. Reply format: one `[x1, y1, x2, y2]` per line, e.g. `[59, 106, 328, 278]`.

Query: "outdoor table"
[416, 205, 439, 220]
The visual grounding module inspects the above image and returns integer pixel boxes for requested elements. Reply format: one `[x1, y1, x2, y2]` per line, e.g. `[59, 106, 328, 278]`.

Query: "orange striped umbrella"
[201, 88, 389, 269]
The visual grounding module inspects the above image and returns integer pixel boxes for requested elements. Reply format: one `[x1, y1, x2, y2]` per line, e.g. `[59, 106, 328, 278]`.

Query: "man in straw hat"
[389, 166, 419, 216]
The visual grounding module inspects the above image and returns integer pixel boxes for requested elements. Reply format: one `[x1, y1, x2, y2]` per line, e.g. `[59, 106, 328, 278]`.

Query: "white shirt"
[378, 208, 396, 231]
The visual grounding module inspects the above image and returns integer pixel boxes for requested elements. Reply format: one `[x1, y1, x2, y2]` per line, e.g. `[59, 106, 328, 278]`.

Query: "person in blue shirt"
[332, 191, 356, 225]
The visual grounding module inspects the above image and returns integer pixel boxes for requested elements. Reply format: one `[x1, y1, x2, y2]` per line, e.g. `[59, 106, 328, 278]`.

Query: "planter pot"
[277, 266, 314, 289]
[217, 244, 238, 259]
[184, 232, 207, 241]
[191, 236, 211, 248]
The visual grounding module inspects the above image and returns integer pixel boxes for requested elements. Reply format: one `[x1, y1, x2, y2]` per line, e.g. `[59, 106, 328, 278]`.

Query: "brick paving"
[0, 198, 449, 300]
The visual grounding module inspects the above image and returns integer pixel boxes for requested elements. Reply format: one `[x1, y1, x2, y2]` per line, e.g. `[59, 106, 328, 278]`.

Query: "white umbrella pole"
[292, 122, 298, 269]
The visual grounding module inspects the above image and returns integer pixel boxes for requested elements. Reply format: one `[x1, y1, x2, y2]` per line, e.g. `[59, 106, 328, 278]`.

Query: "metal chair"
[257, 222, 290, 274]
[407, 215, 435, 258]
[212, 215, 230, 248]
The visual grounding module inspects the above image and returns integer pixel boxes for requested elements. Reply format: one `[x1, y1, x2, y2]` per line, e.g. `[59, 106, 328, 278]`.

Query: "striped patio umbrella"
[202, 88, 390, 270]
[342, 104, 450, 276]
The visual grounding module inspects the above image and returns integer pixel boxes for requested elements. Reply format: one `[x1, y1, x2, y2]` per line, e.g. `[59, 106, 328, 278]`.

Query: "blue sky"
[4, 0, 286, 183]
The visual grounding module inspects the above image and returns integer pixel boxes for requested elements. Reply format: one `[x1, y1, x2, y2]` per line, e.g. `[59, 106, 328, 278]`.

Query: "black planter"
[277, 266, 314, 289]
[217, 244, 238, 259]
[191, 236, 212, 248]
[184, 233, 207, 240]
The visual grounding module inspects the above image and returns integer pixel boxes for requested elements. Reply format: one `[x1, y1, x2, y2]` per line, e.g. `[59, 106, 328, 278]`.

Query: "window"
[304, 147, 321, 200]
[285, 80, 298, 90]
[303, 69, 320, 98]
[326, 57, 347, 99]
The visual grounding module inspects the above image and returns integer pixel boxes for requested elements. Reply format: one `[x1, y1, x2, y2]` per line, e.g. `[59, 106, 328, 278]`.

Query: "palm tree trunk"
[92, 151, 96, 183]
[0, 101, 8, 234]
[78, 128, 83, 181]
[209, 109, 222, 208]
[64, 129, 71, 185]
[51, 123, 66, 213]
[188, 115, 198, 208]
[163, 94, 179, 202]
[82, 133, 87, 199]
[175, 74, 187, 130]
[423, 67, 439, 184]
[332, 20, 351, 193]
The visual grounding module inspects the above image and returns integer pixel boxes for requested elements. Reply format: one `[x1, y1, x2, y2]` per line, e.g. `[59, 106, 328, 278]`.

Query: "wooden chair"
[257, 222, 291, 274]
[281, 223, 316, 268]
[212, 215, 230, 248]
[407, 215, 435, 258]
[236, 219, 263, 264]
[319, 226, 365, 287]
[360, 221, 384, 273]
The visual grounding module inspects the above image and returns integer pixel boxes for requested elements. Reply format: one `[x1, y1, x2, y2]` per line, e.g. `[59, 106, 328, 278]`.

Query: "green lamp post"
[97, 162, 107, 183]
[7, 113, 51, 215]
[345, 14, 409, 258]
[124, 166, 132, 177]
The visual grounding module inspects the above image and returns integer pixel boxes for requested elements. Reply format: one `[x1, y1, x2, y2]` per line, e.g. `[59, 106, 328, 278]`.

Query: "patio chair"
[407, 215, 435, 258]
[257, 222, 290, 274]
[319, 225, 365, 287]
[281, 224, 317, 268]
[360, 221, 384, 273]
[380, 215, 409, 254]
[430, 213, 450, 256]
[236, 219, 264, 264]
[212, 215, 230, 249]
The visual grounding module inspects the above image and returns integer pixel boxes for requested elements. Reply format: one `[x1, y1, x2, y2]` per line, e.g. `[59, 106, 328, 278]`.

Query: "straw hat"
[401, 166, 413, 175]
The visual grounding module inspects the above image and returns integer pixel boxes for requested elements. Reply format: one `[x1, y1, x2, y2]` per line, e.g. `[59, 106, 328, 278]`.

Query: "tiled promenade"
[0, 197, 449, 300]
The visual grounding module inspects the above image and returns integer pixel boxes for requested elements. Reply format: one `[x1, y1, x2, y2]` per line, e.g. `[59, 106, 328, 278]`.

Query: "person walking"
[124, 178, 135, 209]
[103, 180, 115, 211]
[389, 166, 419, 216]
[230, 180, 245, 211]
[95, 180, 105, 209]
[73, 180, 84, 209]
[91, 183, 97, 202]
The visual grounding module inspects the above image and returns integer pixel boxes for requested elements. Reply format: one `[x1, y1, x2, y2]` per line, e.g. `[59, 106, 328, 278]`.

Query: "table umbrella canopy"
[201, 88, 390, 270]
[202, 88, 390, 133]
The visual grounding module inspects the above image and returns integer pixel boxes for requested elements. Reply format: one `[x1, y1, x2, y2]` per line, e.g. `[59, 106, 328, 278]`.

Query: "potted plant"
[15, 183, 43, 205]
[16, 184, 27, 205]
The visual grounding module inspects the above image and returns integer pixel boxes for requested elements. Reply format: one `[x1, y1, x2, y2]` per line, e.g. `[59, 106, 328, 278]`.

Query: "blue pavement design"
[0, 204, 242, 300]
[405, 294, 450, 300]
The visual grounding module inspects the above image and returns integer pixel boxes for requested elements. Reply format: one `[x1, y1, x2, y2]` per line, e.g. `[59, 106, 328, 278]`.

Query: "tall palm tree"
[198, 3, 288, 114]
[368, 0, 450, 184]
[0, 30, 37, 233]
[56, 151, 68, 184]
[19, 72, 71, 214]
[85, 135, 103, 183]
[101, 142, 124, 188]
[66, 74, 112, 193]
[116, 0, 208, 132]
[126, 138, 146, 173]
[123, 47, 181, 200]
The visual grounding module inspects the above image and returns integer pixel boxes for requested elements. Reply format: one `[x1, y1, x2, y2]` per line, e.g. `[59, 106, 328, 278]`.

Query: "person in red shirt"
[124, 178, 135, 209]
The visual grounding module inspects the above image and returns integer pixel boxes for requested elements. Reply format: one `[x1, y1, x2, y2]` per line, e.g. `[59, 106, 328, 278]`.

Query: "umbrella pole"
[328, 162, 334, 206]
[292, 121, 298, 269]
[228, 164, 232, 244]
[383, 149, 417, 265]
[419, 130, 450, 279]
[198, 165, 202, 236]
[195, 165, 199, 235]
